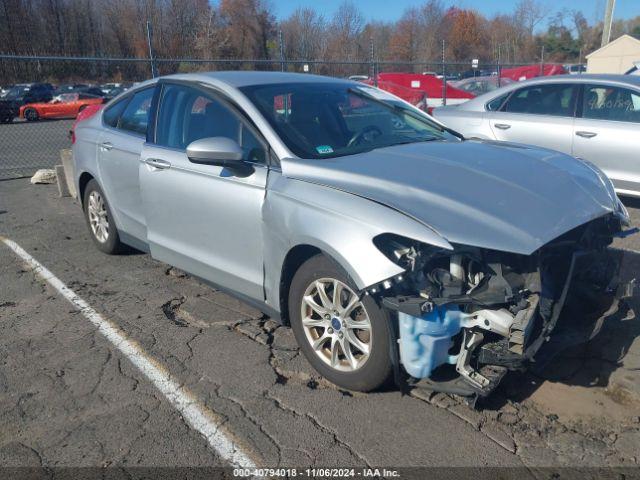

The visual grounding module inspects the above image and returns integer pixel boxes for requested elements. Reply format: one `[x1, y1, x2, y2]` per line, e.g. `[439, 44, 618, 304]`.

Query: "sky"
[273, 0, 638, 28]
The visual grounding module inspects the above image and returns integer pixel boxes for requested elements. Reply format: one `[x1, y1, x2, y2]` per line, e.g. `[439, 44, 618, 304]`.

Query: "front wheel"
[289, 254, 393, 392]
[83, 179, 125, 254]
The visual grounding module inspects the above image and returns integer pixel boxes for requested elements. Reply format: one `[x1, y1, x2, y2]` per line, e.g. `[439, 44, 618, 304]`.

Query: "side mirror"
[186, 137, 243, 166]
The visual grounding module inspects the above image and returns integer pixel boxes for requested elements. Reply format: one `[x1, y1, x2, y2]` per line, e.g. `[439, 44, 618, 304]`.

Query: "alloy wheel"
[300, 278, 372, 372]
[87, 191, 109, 243]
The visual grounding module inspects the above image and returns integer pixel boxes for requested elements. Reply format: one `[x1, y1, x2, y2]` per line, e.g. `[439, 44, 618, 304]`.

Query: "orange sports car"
[19, 92, 104, 121]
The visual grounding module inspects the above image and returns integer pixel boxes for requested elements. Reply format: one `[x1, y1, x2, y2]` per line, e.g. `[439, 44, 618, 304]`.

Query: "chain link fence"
[0, 54, 537, 180]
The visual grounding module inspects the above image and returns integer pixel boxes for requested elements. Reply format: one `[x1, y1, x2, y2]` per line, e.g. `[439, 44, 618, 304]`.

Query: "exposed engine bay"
[371, 213, 635, 398]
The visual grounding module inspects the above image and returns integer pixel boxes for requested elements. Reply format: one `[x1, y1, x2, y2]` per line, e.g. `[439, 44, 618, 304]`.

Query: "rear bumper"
[0, 104, 18, 119]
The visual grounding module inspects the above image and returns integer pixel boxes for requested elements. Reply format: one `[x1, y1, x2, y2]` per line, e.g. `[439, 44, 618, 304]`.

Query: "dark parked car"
[0, 83, 54, 123]
[55, 83, 89, 94]
[55, 84, 105, 98]
[76, 86, 106, 97]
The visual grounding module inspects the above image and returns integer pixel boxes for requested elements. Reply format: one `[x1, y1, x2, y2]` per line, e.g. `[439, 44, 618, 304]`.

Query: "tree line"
[1, 0, 639, 82]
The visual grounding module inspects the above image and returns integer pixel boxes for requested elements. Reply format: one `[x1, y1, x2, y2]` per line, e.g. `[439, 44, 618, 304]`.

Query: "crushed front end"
[372, 213, 635, 398]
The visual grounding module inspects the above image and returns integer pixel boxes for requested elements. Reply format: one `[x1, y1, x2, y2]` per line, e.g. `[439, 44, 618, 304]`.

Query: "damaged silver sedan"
[73, 72, 635, 398]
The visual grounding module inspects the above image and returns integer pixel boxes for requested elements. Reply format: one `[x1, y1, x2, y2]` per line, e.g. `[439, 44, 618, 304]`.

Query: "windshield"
[240, 82, 457, 159]
[52, 93, 78, 103]
[3, 86, 29, 100]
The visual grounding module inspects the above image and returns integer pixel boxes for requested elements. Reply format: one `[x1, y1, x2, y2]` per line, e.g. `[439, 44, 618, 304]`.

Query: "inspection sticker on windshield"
[316, 145, 334, 154]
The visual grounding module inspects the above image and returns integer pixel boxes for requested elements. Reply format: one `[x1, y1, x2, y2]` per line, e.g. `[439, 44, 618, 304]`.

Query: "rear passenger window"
[502, 84, 577, 117]
[118, 88, 154, 136]
[583, 85, 640, 123]
[103, 97, 128, 127]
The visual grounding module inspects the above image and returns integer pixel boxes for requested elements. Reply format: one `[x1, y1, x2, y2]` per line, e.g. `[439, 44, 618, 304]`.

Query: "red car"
[499, 63, 567, 81]
[19, 92, 104, 121]
[372, 73, 475, 109]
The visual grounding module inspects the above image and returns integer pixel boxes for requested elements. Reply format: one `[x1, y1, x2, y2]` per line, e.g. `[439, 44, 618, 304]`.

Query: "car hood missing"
[280, 140, 618, 255]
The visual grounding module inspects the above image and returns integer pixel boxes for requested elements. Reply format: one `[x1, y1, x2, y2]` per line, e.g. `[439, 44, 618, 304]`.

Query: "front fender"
[263, 173, 452, 311]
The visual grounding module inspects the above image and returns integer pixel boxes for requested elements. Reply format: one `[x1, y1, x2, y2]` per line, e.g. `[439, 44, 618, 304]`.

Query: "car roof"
[163, 71, 352, 88]
[522, 73, 640, 86]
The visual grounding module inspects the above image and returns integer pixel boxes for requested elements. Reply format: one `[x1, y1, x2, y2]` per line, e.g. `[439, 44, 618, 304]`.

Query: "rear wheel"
[288, 254, 393, 392]
[83, 179, 125, 254]
[24, 108, 39, 122]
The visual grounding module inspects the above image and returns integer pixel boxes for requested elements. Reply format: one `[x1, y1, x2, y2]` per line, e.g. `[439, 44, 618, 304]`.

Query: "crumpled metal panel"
[281, 140, 618, 255]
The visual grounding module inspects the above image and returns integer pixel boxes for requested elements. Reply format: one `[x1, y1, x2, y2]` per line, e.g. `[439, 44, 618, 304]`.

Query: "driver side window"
[155, 83, 267, 163]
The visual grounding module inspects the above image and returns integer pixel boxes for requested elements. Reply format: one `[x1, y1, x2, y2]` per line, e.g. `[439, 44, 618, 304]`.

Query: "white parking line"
[1, 236, 257, 470]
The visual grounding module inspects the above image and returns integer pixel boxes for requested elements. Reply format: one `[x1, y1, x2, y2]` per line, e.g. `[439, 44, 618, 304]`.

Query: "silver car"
[433, 74, 640, 197]
[73, 72, 632, 398]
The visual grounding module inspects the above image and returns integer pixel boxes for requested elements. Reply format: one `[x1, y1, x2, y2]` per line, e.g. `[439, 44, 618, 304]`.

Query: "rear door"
[486, 83, 578, 154]
[572, 83, 640, 194]
[139, 81, 269, 299]
[97, 87, 155, 243]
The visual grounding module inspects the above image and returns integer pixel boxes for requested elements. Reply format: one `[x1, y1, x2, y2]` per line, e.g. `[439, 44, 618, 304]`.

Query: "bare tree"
[281, 7, 327, 60]
[514, 0, 551, 37]
[326, 0, 364, 60]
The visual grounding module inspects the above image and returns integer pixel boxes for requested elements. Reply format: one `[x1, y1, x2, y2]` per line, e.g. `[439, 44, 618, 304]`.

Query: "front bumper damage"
[374, 213, 635, 398]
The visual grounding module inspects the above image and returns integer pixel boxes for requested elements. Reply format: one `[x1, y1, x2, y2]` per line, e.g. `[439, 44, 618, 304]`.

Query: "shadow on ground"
[483, 249, 640, 412]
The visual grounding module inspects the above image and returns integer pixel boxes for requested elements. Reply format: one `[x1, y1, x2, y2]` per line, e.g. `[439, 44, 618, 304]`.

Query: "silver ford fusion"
[73, 72, 633, 398]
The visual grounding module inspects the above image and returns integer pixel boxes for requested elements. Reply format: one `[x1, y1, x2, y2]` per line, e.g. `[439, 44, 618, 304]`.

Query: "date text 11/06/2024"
[233, 468, 400, 477]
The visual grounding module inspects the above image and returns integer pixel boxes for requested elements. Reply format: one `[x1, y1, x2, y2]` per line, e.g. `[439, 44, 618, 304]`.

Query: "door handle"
[494, 123, 511, 130]
[100, 142, 113, 151]
[576, 131, 597, 139]
[144, 158, 172, 170]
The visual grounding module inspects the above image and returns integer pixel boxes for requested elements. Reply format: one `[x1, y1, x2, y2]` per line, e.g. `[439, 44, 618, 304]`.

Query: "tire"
[83, 179, 125, 254]
[288, 254, 393, 392]
[24, 108, 39, 122]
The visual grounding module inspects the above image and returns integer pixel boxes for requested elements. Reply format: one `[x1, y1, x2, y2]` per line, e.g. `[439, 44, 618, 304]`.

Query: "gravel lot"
[0, 177, 639, 478]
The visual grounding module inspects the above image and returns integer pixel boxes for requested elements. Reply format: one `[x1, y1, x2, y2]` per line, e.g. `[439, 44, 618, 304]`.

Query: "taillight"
[71, 104, 102, 145]
[427, 107, 435, 115]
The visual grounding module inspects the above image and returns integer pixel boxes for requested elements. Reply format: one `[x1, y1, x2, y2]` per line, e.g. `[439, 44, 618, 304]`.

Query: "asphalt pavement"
[0, 178, 639, 478]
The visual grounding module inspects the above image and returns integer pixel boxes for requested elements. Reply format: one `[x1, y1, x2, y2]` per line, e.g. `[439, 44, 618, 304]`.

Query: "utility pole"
[601, 0, 616, 47]
[146, 21, 157, 78]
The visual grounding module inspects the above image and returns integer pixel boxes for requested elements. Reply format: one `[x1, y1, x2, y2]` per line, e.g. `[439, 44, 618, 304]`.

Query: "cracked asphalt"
[1, 178, 640, 476]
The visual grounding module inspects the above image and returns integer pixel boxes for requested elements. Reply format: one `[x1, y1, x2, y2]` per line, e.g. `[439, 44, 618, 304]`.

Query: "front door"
[139, 82, 269, 300]
[572, 83, 640, 195]
[487, 82, 578, 154]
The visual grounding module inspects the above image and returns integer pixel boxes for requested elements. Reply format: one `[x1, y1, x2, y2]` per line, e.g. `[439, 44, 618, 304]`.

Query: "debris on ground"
[30, 169, 57, 184]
